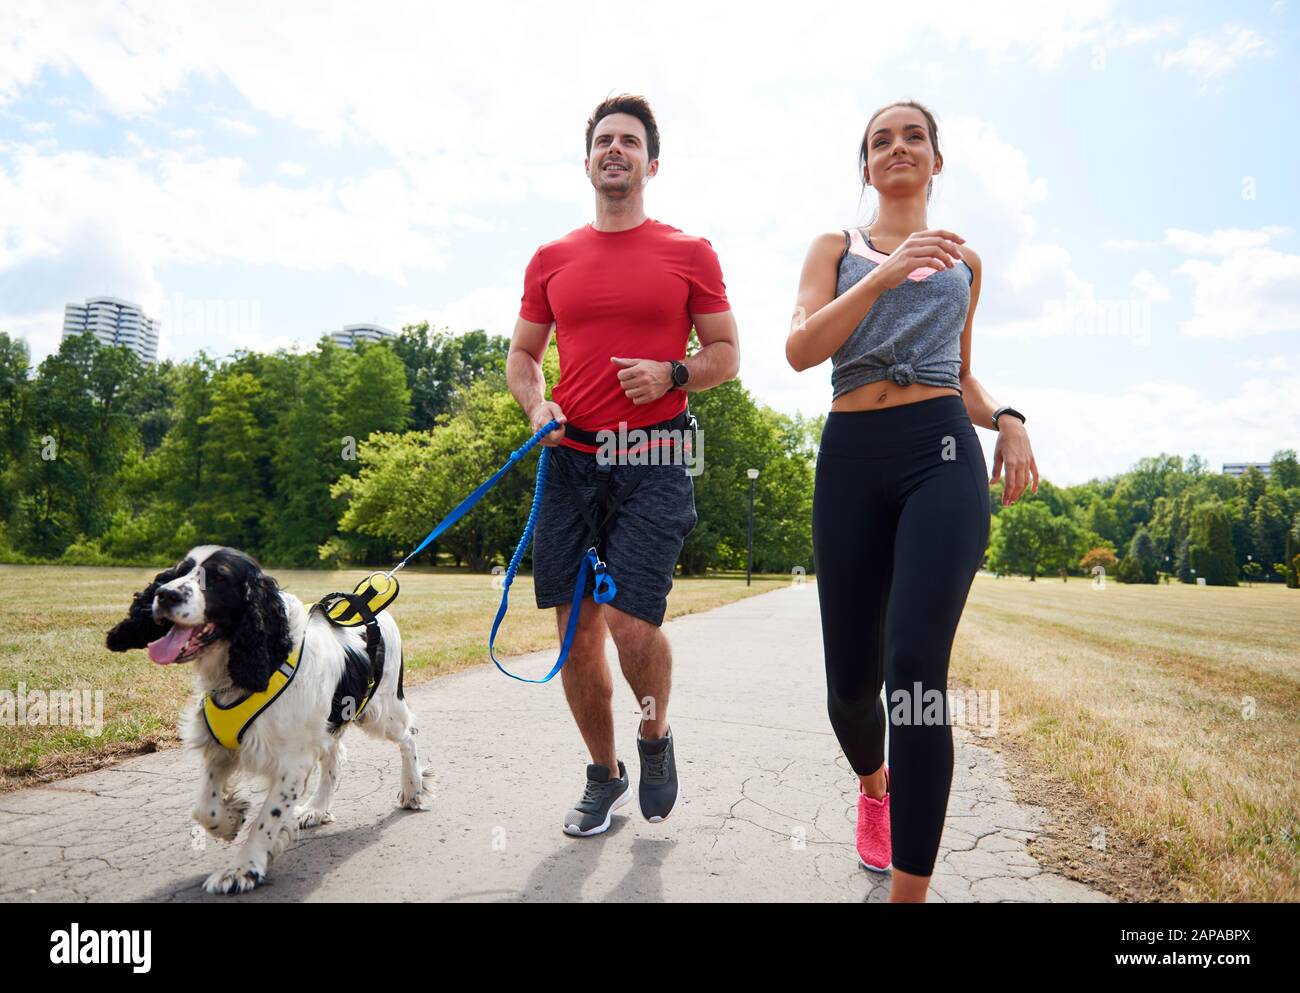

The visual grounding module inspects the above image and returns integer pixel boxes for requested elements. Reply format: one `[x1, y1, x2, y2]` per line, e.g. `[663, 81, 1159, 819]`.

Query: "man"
[507, 94, 740, 836]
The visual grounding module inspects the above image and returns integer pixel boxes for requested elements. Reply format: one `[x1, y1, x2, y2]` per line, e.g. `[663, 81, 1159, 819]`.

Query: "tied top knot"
[887, 362, 916, 387]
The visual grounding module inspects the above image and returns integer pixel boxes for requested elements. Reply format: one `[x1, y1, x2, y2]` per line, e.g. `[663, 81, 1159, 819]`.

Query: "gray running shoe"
[562, 760, 631, 837]
[637, 728, 679, 823]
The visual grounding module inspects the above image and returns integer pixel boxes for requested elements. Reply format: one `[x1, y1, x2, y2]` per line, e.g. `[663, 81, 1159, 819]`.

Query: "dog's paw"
[398, 768, 436, 811]
[202, 862, 265, 895]
[193, 794, 250, 843]
[295, 807, 335, 829]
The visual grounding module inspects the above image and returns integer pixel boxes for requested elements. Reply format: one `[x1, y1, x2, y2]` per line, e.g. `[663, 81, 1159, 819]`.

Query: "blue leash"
[382, 416, 615, 684]
[382, 418, 562, 578]
[487, 445, 617, 684]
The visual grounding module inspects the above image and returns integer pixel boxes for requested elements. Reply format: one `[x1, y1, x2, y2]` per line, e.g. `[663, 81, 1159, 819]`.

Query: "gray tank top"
[831, 226, 972, 398]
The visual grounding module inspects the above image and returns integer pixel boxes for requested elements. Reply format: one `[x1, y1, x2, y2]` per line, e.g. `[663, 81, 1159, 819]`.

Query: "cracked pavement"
[0, 584, 1109, 902]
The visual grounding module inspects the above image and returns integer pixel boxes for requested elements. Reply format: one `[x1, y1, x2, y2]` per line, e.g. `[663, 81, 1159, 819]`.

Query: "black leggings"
[811, 395, 990, 877]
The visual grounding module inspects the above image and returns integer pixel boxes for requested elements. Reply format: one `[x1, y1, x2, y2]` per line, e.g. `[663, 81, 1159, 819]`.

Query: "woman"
[786, 100, 1039, 903]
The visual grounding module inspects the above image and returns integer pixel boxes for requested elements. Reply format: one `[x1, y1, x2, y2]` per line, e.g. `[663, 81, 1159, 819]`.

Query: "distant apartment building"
[1222, 462, 1272, 478]
[62, 297, 160, 364]
[330, 323, 395, 349]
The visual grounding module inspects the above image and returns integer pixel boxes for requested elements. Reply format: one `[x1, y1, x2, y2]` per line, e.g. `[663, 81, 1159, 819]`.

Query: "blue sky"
[1, 0, 1296, 484]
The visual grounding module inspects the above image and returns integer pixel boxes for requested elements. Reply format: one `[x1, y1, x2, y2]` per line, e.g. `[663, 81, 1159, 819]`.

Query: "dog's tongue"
[148, 624, 194, 664]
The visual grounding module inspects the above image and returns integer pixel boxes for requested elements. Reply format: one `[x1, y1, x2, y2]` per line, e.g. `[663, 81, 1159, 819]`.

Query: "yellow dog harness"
[202, 639, 307, 750]
[200, 575, 399, 751]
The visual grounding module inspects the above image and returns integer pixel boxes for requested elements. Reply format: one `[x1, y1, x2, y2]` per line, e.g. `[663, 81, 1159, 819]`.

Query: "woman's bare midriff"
[830, 380, 961, 412]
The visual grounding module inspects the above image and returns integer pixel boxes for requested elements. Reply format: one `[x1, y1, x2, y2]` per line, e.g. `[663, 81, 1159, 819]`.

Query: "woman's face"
[863, 106, 939, 193]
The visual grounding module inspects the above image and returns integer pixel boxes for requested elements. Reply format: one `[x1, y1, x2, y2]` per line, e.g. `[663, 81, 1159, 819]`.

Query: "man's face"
[586, 112, 656, 196]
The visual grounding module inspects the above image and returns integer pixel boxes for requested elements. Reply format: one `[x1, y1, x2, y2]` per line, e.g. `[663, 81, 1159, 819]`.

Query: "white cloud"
[278, 160, 306, 176]
[1131, 270, 1169, 302]
[990, 373, 1300, 485]
[0, 141, 455, 362]
[398, 285, 521, 338]
[1177, 247, 1300, 339]
[1235, 352, 1300, 372]
[0, 307, 65, 364]
[1104, 238, 1159, 252]
[216, 116, 258, 137]
[1164, 225, 1290, 256]
[1153, 225, 1300, 339]
[0, 0, 1178, 374]
[1107, 21, 1179, 47]
[1156, 24, 1272, 83]
[0, 143, 450, 286]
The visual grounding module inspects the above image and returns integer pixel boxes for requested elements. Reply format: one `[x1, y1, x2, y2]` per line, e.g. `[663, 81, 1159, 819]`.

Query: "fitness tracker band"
[992, 405, 1026, 429]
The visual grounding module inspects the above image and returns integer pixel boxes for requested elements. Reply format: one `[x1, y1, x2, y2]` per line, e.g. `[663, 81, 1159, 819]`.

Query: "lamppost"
[1246, 553, 1252, 588]
[746, 468, 759, 586]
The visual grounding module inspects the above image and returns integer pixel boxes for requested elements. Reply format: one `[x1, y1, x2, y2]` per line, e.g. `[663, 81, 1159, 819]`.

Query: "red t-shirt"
[519, 217, 731, 452]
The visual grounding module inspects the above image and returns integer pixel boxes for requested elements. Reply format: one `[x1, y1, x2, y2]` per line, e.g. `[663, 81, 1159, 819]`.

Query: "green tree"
[1042, 513, 1089, 580]
[1083, 494, 1121, 547]
[1236, 465, 1268, 516]
[390, 323, 510, 430]
[341, 342, 412, 446]
[987, 501, 1057, 580]
[333, 378, 534, 571]
[1269, 449, 1300, 490]
[681, 378, 812, 576]
[12, 333, 102, 555]
[195, 371, 270, 549]
[1249, 492, 1290, 577]
[0, 332, 32, 525]
[265, 347, 344, 565]
[1187, 501, 1237, 586]
[1128, 524, 1159, 583]
[120, 357, 177, 454]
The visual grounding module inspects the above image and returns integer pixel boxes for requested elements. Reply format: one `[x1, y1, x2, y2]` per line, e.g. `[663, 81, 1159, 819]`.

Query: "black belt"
[561, 406, 697, 449]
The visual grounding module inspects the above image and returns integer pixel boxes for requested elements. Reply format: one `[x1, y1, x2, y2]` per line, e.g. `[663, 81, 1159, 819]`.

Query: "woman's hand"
[871, 229, 966, 289]
[990, 418, 1039, 506]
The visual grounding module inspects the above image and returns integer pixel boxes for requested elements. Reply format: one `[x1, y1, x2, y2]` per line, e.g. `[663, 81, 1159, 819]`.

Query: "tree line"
[985, 451, 1300, 587]
[1, 326, 1295, 588]
[0, 326, 818, 576]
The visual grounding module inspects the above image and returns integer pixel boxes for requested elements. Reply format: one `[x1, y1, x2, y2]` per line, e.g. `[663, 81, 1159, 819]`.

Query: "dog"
[105, 544, 433, 894]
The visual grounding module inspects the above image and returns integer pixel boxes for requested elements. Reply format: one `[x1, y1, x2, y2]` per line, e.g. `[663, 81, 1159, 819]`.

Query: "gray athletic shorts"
[532, 443, 698, 627]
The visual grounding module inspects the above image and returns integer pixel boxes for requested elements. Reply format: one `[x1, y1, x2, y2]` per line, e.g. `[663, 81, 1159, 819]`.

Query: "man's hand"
[611, 356, 673, 405]
[529, 400, 567, 447]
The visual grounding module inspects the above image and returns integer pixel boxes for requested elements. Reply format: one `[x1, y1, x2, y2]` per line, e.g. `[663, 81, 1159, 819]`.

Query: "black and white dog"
[105, 545, 433, 894]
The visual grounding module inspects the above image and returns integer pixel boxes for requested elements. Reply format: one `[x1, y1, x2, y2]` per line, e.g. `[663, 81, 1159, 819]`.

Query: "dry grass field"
[951, 573, 1298, 902]
[2, 564, 1295, 901]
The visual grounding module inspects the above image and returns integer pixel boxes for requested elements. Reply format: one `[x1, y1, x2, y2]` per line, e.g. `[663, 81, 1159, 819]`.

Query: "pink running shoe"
[856, 765, 891, 872]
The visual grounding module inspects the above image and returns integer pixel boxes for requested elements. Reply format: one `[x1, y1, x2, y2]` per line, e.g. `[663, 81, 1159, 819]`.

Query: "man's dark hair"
[585, 93, 660, 162]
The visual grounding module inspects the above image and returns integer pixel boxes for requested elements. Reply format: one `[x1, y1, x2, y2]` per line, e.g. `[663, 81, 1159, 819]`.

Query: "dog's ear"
[105, 562, 187, 652]
[227, 573, 293, 693]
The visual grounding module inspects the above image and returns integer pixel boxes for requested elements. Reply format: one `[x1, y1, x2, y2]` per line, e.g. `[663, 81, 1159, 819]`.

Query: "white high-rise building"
[1222, 463, 1272, 478]
[330, 323, 395, 349]
[62, 297, 160, 364]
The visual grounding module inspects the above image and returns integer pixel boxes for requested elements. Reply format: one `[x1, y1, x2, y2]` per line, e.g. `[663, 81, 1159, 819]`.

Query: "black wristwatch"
[992, 405, 1026, 429]
[669, 360, 690, 390]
